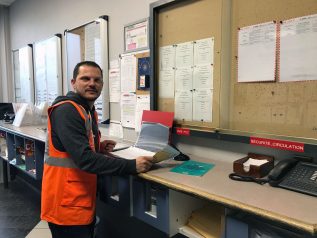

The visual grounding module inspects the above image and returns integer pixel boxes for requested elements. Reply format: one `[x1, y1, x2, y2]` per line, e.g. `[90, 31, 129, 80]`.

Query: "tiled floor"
[0, 178, 41, 238]
[25, 220, 51, 238]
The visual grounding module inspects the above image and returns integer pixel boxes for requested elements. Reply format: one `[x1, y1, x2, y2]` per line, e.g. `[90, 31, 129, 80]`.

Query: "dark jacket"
[50, 91, 136, 175]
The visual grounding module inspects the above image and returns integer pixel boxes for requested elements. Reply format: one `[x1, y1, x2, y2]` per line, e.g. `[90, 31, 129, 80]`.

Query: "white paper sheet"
[34, 43, 47, 103]
[45, 38, 59, 103]
[243, 158, 269, 172]
[120, 54, 137, 93]
[175, 67, 193, 91]
[237, 21, 277, 82]
[280, 14, 317, 82]
[135, 95, 150, 132]
[175, 90, 193, 121]
[34, 36, 61, 104]
[85, 23, 100, 62]
[111, 122, 179, 162]
[175, 41, 194, 68]
[94, 97, 103, 122]
[111, 146, 155, 160]
[121, 93, 136, 128]
[109, 121, 124, 139]
[193, 64, 213, 89]
[110, 59, 120, 69]
[109, 67, 121, 102]
[193, 89, 213, 122]
[94, 38, 101, 66]
[159, 45, 176, 70]
[18, 47, 33, 103]
[66, 33, 81, 91]
[194, 37, 214, 65]
[159, 69, 175, 98]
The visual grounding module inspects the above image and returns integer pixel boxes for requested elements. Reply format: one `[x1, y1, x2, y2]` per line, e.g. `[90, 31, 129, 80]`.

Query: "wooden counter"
[139, 155, 317, 235]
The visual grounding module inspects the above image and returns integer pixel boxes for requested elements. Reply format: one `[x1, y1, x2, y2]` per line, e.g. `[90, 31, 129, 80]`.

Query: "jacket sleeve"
[50, 103, 137, 175]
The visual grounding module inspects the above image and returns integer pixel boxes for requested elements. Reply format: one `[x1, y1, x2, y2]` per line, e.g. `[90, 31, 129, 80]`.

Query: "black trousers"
[48, 221, 95, 238]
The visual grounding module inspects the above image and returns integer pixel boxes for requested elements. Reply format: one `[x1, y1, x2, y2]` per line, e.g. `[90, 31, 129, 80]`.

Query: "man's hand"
[100, 140, 116, 153]
[135, 156, 154, 173]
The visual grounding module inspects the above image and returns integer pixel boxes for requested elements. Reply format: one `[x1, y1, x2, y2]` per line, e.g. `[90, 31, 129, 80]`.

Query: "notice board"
[151, 0, 317, 142]
[229, 0, 317, 141]
[150, 0, 232, 132]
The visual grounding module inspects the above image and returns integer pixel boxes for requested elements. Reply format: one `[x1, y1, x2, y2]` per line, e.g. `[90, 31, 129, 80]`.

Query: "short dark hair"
[73, 61, 103, 79]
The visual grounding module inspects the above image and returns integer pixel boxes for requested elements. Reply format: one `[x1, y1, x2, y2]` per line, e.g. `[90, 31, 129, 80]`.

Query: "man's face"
[71, 65, 103, 102]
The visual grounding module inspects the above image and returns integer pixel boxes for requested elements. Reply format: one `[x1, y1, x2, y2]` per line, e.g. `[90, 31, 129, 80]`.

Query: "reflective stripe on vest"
[45, 156, 78, 168]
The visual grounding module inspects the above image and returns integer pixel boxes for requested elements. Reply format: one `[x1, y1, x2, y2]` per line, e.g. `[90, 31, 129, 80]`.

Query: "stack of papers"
[110, 122, 180, 163]
[243, 158, 269, 172]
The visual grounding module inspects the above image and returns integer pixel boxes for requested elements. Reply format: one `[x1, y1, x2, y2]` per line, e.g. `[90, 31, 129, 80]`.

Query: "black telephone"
[267, 158, 298, 186]
[229, 158, 317, 197]
[268, 159, 317, 197]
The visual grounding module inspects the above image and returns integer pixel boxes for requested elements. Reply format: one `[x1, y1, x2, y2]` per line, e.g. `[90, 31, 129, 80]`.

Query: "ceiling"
[0, 0, 15, 6]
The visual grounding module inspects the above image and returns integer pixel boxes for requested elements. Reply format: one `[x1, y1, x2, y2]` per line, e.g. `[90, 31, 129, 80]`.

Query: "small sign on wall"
[124, 18, 149, 53]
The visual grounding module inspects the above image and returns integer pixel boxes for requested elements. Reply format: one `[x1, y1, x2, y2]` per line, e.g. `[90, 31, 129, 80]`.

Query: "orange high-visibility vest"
[41, 100, 100, 225]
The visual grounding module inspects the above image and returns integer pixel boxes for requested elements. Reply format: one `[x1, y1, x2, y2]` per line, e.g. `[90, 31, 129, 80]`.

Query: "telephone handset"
[267, 158, 298, 186]
[268, 159, 317, 197]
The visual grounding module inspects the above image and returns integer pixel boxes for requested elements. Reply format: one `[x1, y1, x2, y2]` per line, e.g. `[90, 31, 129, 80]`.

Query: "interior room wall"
[8, 0, 156, 141]
[9, 0, 156, 58]
[6, 0, 316, 165]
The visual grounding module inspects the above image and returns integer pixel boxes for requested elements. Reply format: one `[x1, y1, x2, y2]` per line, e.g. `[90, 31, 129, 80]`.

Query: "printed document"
[280, 14, 317, 82]
[175, 67, 193, 91]
[175, 90, 193, 121]
[111, 122, 180, 163]
[160, 45, 175, 70]
[121, 93, 136, 128]
[159, 69, 175, 98]
[237, 21, 277, 82]
[175, 41, 194, 68]
[193, 37, 214, 65]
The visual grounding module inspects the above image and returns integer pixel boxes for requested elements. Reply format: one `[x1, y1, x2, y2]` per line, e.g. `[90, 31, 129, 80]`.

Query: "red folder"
[141, 110, 174, 128]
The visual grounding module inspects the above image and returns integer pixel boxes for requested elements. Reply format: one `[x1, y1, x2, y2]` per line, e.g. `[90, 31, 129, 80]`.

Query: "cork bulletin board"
[229, 0, 317, 140]
[151, 0, 232, 131]
[151, 0, 317, 142]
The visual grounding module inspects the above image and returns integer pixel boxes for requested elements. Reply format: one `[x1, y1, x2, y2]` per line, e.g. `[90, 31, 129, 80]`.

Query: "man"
[41, 61, 153, 238]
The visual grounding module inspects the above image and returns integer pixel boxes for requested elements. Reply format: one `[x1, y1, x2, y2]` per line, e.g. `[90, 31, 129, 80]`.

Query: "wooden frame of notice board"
[149, 0, 232, 132]
[150, 0, 317, 148]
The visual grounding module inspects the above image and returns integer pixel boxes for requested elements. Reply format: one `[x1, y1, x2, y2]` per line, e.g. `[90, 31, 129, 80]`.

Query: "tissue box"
[233, 153, 274, 178]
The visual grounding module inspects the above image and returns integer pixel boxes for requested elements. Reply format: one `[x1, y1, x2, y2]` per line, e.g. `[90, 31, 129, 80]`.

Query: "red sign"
[176, 128, 190, 136]
[250, 137, 304, 152]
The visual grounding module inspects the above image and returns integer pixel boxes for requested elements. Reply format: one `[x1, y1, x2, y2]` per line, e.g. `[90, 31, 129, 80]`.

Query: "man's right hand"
[135, 156, 154, 173]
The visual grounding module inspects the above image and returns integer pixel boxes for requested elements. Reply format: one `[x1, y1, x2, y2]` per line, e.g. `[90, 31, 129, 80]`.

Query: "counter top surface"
[0, 121, 47, 142]
[139, 155, 317, 234]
